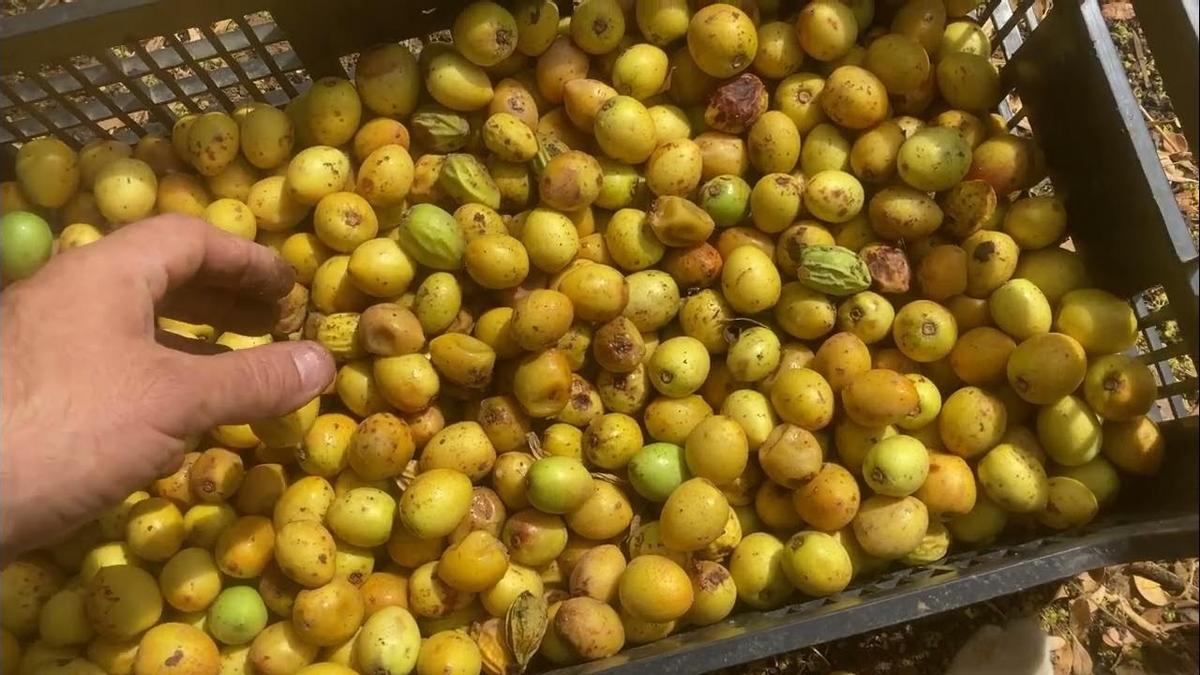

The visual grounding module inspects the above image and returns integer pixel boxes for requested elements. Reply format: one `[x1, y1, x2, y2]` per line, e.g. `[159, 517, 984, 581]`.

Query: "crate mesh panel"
[977, 0, 1199, 420]
[0, 11, 306, 146]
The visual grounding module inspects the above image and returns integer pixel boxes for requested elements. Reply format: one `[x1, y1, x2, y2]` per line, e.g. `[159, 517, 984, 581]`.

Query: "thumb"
[173, 341, 335, 430]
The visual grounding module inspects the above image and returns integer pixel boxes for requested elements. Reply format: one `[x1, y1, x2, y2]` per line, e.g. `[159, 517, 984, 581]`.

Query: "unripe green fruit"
[526, 456, 595, 514]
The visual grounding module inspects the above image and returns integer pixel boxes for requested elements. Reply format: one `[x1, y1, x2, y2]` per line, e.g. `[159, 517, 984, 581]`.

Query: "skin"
[0, 215, 335, 561]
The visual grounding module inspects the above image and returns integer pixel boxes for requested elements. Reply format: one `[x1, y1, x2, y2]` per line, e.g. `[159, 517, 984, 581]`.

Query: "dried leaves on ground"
[724, 561, 1198, 675]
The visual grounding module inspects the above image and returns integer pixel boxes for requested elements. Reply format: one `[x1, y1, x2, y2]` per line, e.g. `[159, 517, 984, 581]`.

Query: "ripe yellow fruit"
[619, 556, 693, 622]
[687, 4, 758, 78]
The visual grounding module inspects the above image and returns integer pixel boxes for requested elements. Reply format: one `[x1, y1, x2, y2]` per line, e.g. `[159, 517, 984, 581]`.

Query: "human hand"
[0, 214, 334, 558]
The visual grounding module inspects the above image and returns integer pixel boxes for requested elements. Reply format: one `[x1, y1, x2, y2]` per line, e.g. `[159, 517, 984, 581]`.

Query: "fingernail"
[292, 341, 335, 394]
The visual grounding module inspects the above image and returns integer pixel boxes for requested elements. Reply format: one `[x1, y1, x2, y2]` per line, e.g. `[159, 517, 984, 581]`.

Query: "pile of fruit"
[0, 0, 1170, 673]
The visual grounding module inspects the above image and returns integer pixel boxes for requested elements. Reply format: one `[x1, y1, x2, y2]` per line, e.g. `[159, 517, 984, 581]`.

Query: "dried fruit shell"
[409, 107, 472, 152]
[797, 245, 872, 297]
[439, 153, 502, 209]
[504, 590, 548, 670]
[473, 616, 518, 675]
[395, 203, 467, 270]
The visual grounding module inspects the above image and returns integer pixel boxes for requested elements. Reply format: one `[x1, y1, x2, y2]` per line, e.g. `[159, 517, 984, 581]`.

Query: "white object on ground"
[945, 617, 1054, 675]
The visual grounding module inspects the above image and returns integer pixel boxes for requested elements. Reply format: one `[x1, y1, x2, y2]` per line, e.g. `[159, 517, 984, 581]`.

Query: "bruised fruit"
[900, 520, 951, 566]
[684, 561, 737, 626]
[705, 74, 769, 135]
[544, 598, 623, 665]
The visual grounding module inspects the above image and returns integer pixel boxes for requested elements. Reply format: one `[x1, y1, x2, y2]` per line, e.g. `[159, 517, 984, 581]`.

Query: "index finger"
[87, 214, 294, 301]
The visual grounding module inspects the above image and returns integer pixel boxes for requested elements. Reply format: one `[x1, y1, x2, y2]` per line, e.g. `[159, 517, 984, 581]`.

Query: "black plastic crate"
[1, 1, 1197, 673]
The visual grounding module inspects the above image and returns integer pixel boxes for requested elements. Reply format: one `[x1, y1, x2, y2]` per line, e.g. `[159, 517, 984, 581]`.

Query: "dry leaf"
[1133, 575, 1169, 607]
[1101, 2, 1134, 21]
[1160, 131, 1191, 157]
[1077, 572, 1099, 595]
[1117, 596, 1163, 635]
[1102, 626, 1123, 648]
[1070, 635, 1093, 675]
[1172, 560, 1192, 580]
[1070, 597, 1095, 635]
[1049, 635, 1073, 675]
[1161, 155, 1198, 184]
[1141, 607, 1164, 624]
